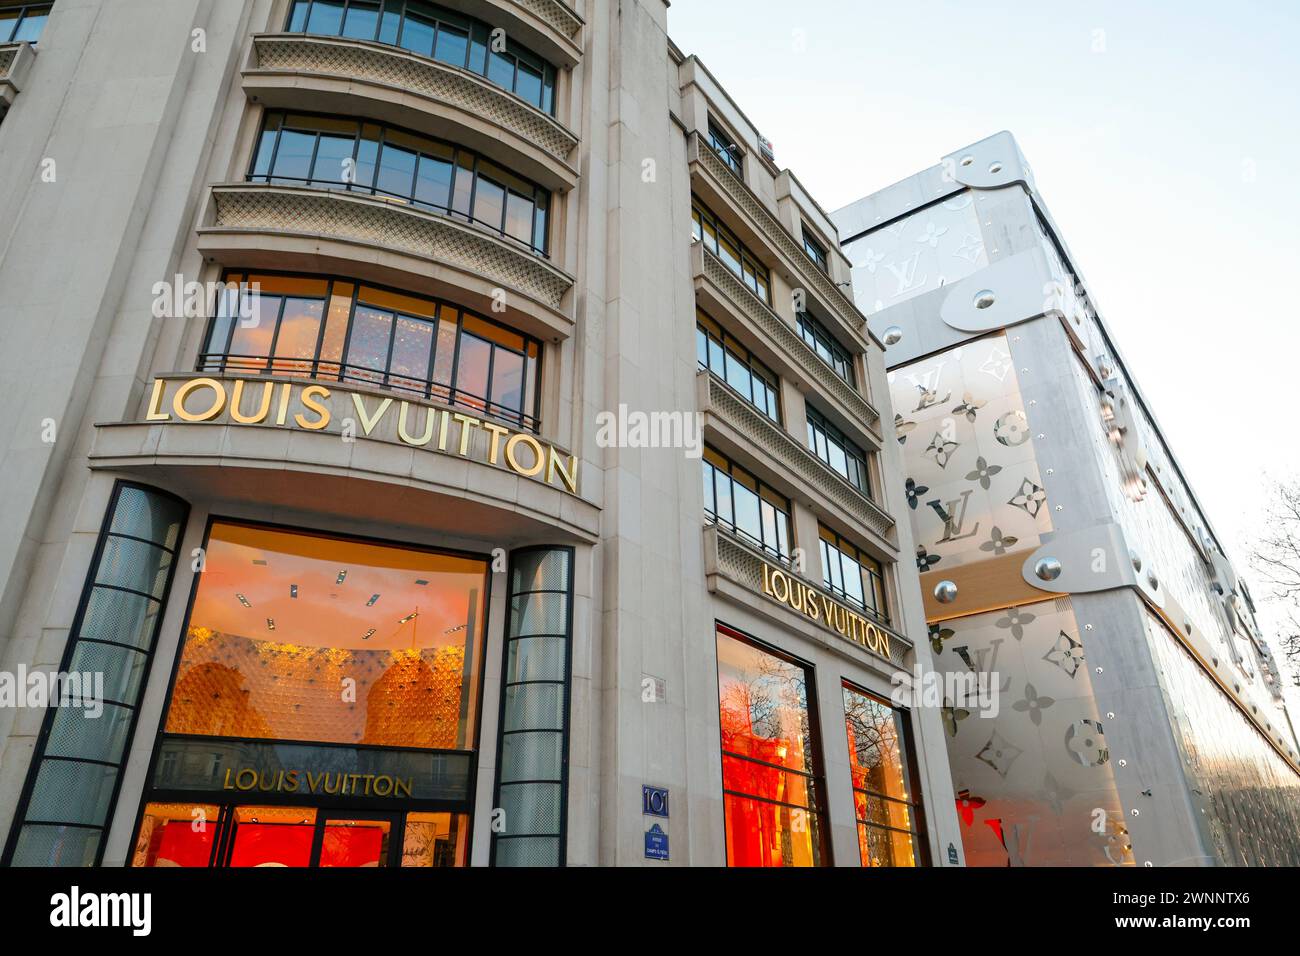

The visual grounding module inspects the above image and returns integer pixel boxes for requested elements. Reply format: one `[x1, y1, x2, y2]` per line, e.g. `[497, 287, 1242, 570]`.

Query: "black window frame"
[286, 0, 559, 116]
[707, 118, 744, 178]
[801, 226, 829, 274]
[247, 109, 552, 257]
[692, 197, 771, 305]
[796, 311, 856, 387]
[702, 446, 793, 562]
[819, 524, 890, 626]
[696, 309, 781, 424]
[806, 404, 871, 496]
[199, 269, 544, 433]
[0, 1, 52, 44]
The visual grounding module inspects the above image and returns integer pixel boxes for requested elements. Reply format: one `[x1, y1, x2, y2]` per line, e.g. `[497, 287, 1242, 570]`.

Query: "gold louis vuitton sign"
[145, 377, 579, 494]
[761, 563, 894, 661]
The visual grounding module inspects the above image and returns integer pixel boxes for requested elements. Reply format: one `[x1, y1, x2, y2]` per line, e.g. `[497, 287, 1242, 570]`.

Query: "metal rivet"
[934, 580, 959, 604]
[1034, 557, 1062, 581]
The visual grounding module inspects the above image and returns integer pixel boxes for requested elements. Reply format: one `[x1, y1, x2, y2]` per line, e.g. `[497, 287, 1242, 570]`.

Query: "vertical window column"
[3, 482, 188, 866]
[491, 547, 574, 866]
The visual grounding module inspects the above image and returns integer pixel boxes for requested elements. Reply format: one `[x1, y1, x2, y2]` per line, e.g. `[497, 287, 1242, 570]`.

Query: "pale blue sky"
[669, 0, 1300, 591]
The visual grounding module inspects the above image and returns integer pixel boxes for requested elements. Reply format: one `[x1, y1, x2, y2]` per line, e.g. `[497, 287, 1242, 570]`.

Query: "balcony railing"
[695, 242, 881, 441]
[698, 370, 895, 544]
[196, 353, 540, 433]
[248, 34, 579, 163]
[204, 184, 574, 312]
[690, 132, 867, 337]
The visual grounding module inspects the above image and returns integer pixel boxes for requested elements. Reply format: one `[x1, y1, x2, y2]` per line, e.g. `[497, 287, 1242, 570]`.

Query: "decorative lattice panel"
[705, 373, 895, 541]
[212, 186, 573, 309]
[254, 36, 578, 162]
[702, 247, 881, 438]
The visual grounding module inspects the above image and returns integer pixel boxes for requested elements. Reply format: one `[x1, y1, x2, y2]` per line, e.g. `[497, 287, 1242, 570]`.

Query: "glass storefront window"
[247, 111, 552, 255]
[842, 683, 924, 867]
[133, 803, 468, 867]
[286, 0, 559, 115]
[202, 272, 542, 432]
[162, 522, 488, 751]
[716, 625, 827, 866]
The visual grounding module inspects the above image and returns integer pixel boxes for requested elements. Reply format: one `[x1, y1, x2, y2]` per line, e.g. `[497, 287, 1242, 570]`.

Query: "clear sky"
[669, 0, 1300, 676]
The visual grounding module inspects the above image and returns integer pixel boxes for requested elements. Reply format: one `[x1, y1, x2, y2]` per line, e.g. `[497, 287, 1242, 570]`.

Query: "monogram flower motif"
[916, 222, 949, 248]
[965, 456, 1003, 490]
[905, 477, 930, 510]
[916, 546, 941, 573]
[1043, 630, 1085, 678]
[925, 432, 959, 469]
[979, 526, 1018, 556]
[995, 606, 1037, 640]
[1009, 478, 1048, 518]
[952, 392, 986, 422]
[1011, 682, 1056, 727]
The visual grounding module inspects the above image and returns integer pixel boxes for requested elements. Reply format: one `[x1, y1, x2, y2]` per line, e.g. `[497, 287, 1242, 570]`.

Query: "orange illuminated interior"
[163, 522, 487, 749]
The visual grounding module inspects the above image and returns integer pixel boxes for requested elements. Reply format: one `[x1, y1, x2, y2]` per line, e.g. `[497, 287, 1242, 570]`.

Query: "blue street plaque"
[644, 823, 669, 861]
[642, 784, 670, 818]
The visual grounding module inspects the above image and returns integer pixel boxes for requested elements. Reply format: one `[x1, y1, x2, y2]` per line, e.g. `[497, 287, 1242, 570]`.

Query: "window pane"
[378, 0, 402, 44]
[389, 316, 434, 392]
[353, 134, 379, 191]
[342, 1, 381, 40]
[376, 142, 418, 199]
[272, 297, 325, 372]
[434, 23, 469, 68]
[504, 191, 535, 246]
[488, 50, 515, 90]
[347, 306, 394, 382]
[312, 133, 356, 186]
[451, 153, 474, 217]
[468, 23, 488, 74]
[471, 174, 506, 233]
[432, 310, 458, 388]
[454, 333, 491, 408]
[415, 150, 454, 211]
[399, 11, 435, 57]
[0, 11, 17, 44]
[732, 484, 762, 545]
[489, 348, 525, 417]
[228, 294, 280, 370]
[269, 129, 315, 183]
[516, 62, 543, 108]
[306, 0, 345, 35]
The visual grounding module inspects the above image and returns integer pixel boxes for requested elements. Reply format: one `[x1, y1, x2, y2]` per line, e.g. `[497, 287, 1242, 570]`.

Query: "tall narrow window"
[819, 525, 889, 626]
[702, 447, 792, 561]
[707, 119, 743, 177]
[717, 625, 828, 867]
[492, 547, 574, 867]
[3, 482, 188, 867]
[801, 227, 829, 274]
[842, 683, 925, 867]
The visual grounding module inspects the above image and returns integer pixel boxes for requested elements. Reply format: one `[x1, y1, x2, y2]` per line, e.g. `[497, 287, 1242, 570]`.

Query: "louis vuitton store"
[3, 470, 583, 869]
